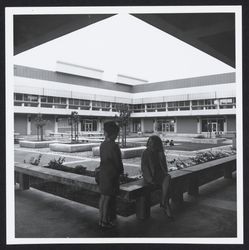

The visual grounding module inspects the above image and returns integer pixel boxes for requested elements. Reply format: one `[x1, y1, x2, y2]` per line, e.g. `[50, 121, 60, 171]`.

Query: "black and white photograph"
[5, 5, 243, 244]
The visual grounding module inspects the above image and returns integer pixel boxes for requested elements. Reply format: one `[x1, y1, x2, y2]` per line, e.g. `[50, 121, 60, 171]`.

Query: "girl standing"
[98, 121, 124, 228]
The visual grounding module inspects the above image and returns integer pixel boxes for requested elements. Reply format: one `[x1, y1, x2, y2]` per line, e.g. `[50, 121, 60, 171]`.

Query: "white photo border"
[5, 5, 243, 244]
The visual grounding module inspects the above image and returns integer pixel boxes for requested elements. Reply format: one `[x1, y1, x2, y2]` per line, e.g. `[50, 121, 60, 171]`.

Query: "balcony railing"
[14, 98, 236, 114]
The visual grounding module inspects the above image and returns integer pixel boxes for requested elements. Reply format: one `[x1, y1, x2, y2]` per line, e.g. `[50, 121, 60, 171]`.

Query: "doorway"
[85, 122, 92, 132]
[211, 122, 218, 132]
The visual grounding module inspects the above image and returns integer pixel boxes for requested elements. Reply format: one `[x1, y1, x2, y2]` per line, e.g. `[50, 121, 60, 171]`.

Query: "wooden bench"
[15, 155, 236, 220]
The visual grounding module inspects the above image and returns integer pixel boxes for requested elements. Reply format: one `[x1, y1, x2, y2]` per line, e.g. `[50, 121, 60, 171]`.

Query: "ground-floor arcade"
[14, 113, 236, 137]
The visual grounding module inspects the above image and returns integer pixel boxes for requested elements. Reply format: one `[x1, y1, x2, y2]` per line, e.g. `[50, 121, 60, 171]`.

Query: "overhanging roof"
[14, 13, 235, 84]
[14, 12, 235, 68]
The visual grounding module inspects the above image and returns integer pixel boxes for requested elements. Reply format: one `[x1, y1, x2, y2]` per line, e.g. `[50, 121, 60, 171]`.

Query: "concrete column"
[197, 117, 201, 133]
[27, 115, 31, 135]
[130, 119, 133, 133]
[174, 118, 177, 133]
[214, 99, 219, 110]
[78, 120, 81, 133]
[141, 118, 144, 133]
[224, 116, 227, 133]
[38, 96, 41, 107]
[89, 100, 92, 110]
[66, 98, 69, 109]
[54, 117, 58, 133]
[97, 120, 102, 132]
[153, 119, 157, 133]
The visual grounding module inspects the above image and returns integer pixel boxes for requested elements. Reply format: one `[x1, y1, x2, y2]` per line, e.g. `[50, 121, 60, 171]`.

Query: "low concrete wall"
[50, 143, 100, 152]
[92, 146, 146, 159]
[191, 138, 226, 144]
[20, 140, 58, 148]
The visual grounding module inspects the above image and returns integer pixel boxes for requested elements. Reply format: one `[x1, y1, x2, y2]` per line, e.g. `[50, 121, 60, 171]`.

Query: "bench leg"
[171, 191, 183, 208]
[136, 192, 151, 220]
[188, 175, 199, 196]
[19, 174, 30, 190]
[224, 164, 233, 179]
[14, 172, 19, 186]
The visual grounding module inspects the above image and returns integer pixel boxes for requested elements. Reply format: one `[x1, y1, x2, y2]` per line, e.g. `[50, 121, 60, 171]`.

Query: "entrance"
[162, 123, 170, 132]
[211, 122, 217, 132]
[81, 119, 97, 132]
[133, 120, 141, 133]
[85, 123, 92, 132]
[158, 120, 175, 132]
[201, 118, 224, 133]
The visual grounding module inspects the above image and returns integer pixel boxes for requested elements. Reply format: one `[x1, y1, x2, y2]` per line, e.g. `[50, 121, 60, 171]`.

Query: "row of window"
[14, 93, 236, 112]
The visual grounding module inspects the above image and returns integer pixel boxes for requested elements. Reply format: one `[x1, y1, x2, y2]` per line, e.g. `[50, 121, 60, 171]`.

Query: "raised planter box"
[15, 154, 236, 219]
[92, 146, 146, 159]
[20, 140, 58, 148]
[191, 138, 226, 144]
[50, 143, 100, 152]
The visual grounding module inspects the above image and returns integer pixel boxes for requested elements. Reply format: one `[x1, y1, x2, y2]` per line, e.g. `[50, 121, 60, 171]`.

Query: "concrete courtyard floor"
[15, 174, 237, 239]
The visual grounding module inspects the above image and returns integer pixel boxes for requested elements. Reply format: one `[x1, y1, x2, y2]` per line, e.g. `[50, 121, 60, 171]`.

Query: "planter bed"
[92, 146, 146, 159]
[20, 140, 58, 148]
[49, 142, 100, 152]
[15, 154, 236, 219]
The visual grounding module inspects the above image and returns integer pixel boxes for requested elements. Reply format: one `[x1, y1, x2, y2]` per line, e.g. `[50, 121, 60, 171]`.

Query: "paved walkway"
[15, 175, 237, 239]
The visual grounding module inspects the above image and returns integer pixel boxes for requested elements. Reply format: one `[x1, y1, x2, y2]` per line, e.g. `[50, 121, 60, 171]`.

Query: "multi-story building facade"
[14, 64, 236, 137]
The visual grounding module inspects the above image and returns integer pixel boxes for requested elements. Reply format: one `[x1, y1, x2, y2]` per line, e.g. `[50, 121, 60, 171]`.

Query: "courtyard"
[13, 133, 237, 239]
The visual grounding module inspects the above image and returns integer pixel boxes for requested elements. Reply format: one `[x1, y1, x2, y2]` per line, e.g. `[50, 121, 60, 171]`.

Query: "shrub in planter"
[46, 157, 65, 170]
[74, 165, 87, 175]
[24, 154, 42, 166]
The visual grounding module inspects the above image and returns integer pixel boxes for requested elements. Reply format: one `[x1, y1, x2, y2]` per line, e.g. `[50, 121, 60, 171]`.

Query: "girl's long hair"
[146, 135, 164, 152]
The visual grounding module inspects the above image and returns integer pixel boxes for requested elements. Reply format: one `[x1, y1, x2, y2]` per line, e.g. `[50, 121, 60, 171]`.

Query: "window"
[69, 98, 80, 109]
[192, 100, 204, 110]
[179, 101, 190, 110]
[24, 94, 38, 102]
[112, 103, 121, 112]
[157, 102, 166, 111]
[92, 101, 111, 111]
[47, 96, 53, 103]
[14, 93, 23, 101]
[133, 104, 145, 113]
[168, 102, 178, 111]
[41, 96, 67, 108]
[219, 98, 236, 109]
[146, 103, 156, 112]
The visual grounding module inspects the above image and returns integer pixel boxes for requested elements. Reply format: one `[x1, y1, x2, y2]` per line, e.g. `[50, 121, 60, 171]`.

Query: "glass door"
[85, 123, 93, 132]
[211, 122, 218, 132]
[162, 123, 167, 132]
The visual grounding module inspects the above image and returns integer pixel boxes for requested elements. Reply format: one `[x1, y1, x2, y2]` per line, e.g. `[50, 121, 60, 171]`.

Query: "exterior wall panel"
[227, 115, 236, 132]
[143, 118, 154, 133]
[177, 117, 197, 133]
[14, 114, 27, 135]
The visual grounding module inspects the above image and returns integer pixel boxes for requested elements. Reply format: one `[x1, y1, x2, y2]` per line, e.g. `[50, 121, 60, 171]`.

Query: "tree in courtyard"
[115, 103, 131, 148]
[34, 114, 47, 141]
[68, 111, 80, 142]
